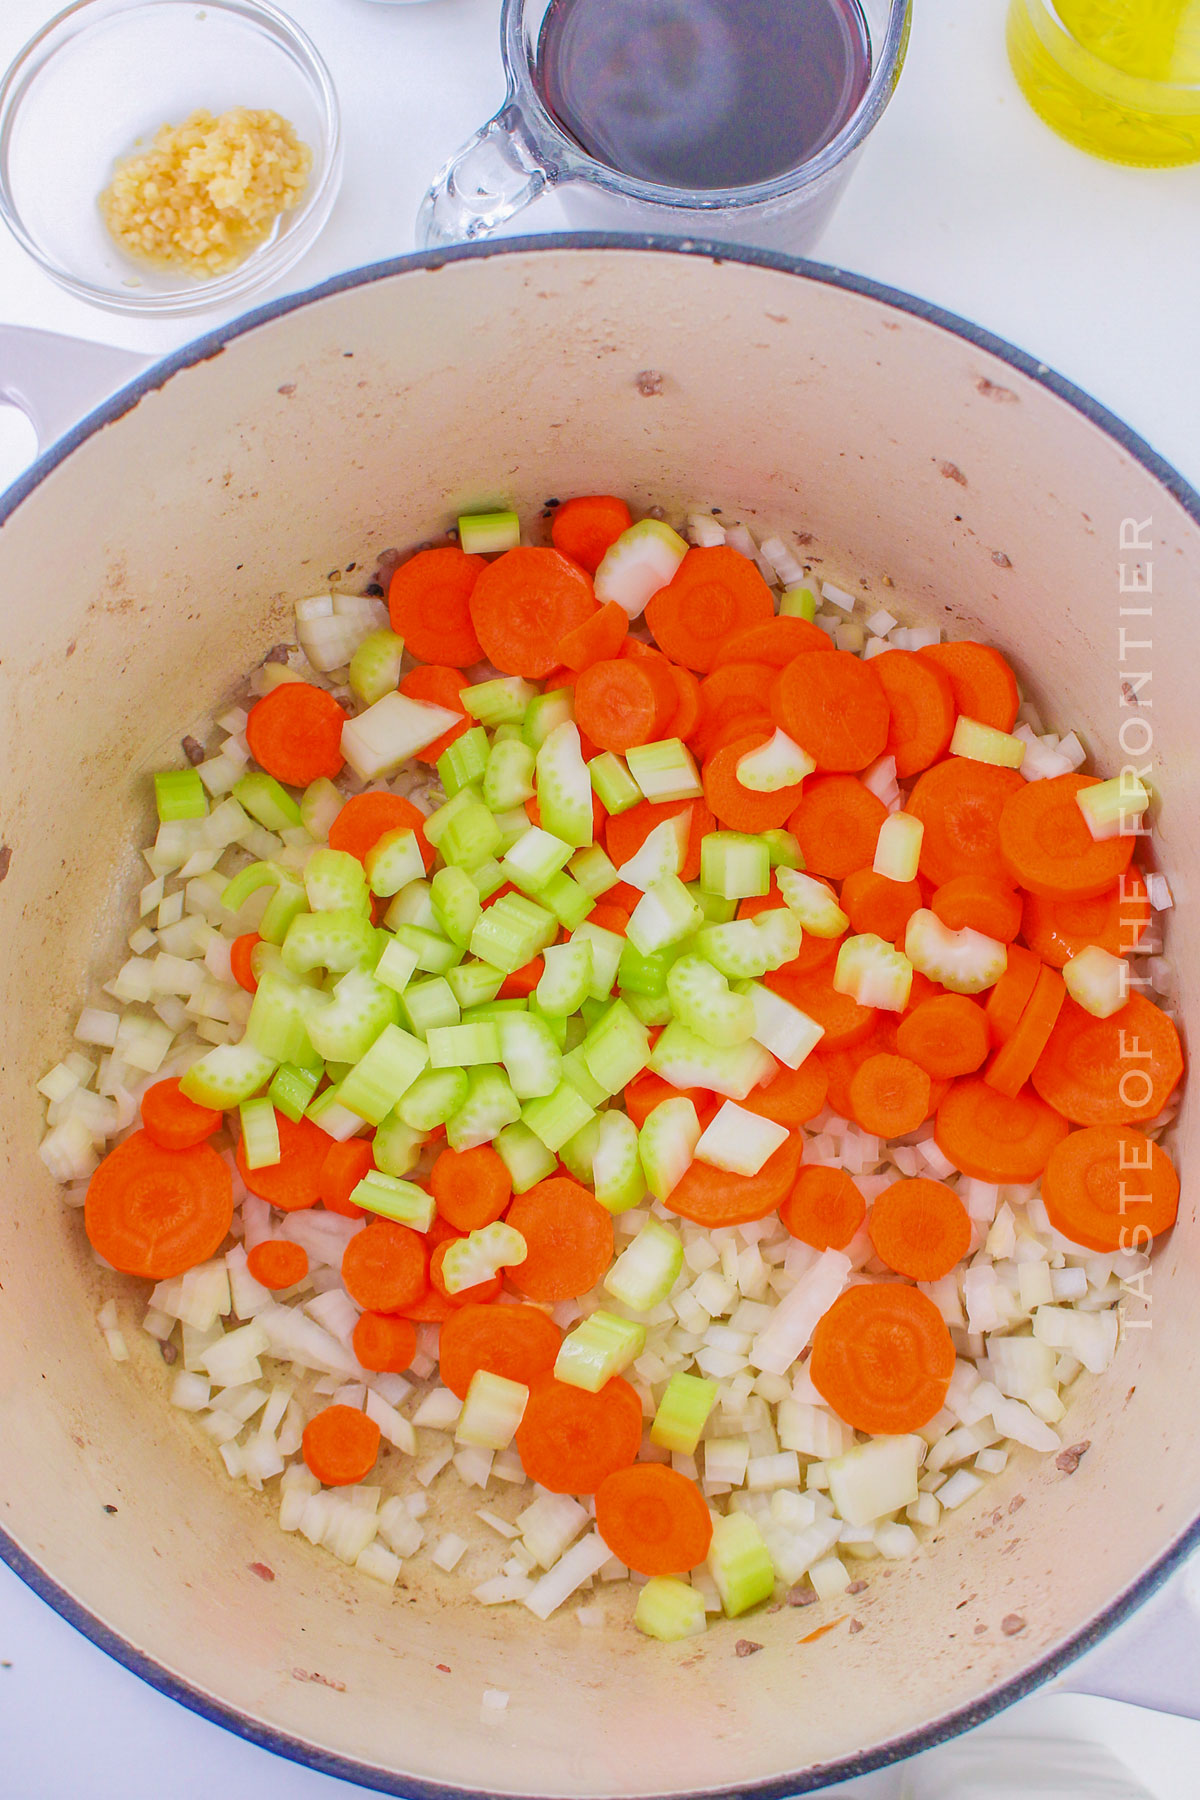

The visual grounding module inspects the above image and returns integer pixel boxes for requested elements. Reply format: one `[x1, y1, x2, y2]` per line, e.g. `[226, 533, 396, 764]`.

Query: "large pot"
[1, 239, 1197, 1796]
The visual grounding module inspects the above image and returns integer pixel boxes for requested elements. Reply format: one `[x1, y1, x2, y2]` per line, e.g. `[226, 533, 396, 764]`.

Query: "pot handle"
[1057, 1552, 1200, 1721]
[0, 325, 153, 454]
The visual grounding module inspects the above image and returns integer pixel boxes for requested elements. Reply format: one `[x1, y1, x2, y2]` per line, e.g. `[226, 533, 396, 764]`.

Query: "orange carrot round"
[328, 790, 433, 871]
[984, 942, 1042, 1047]
[896, 994, 990, 1079]
[352, 1311, 418, 1373]
[84, 1130, 233, 1279]
[605, 797, 714, 885]
[871, 648, 956, 777]
[773, 648, 890, 773]
[388, 545, 486, 668]
[230, 933, 260, 995]
[623, 1070, 715, 1130]
[245, 682, 346, 787]
[1042, 1124, 1179, 1253]
[515, 1372, 643, 1494]
[574, 656, 674, 753]
[692, 661, 777, 758]
[841, 866, 923, 944]
[645, 546, 775, 673]
[788, 774, 888, 880]
[318, 1138, 372, 1219]
[848, 1053, 932, 1137]
[1021, 871, 1151, 968]
[662, 662, 701, 741]
[236, 1111, 330, 1211]
[738, 1058, 829, 1128]
[437, 1301, 562, 1400]
[398, 665, 470, 764]
[468, 547, 596, 678]
[906, 758, 1024, 887]
[302, 1404, 381, 1487]
[661, 1134, 802, 1227]
[703, 728, 806, 833]
[340, 1218, 430, 1313]
[550, 495, 631, 574]
[867, 1177, 971, 1281]
[595, 1463, 713, 1575]
[140, 1076, 223, 1152]
[931, 874, 1023, 944]
[984, 962, 1066, 1099]
[430, 1144, 512, 1233]
[916, 640, 1020, 732]
[779, 1165, 866, 1251]
[1032, 992, 1183, 1125]
[935, 1077, 1070, 1182]
[556, 599, 630, 672]
[998, 773, 1135, 900]
[810, 1283, 955, 1435]
[767, 965, 876, 1050]
[246, 1238, 309, 1290]
[505, 1177, 614, 1301]
[711, 615, 834, 669]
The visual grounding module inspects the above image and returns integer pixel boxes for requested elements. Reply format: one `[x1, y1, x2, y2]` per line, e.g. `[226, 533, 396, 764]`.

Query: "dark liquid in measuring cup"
[536, 0, 872, 190]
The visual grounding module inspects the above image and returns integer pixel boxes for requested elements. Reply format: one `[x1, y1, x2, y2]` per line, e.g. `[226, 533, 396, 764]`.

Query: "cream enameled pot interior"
[0, 245, 1196, 1796]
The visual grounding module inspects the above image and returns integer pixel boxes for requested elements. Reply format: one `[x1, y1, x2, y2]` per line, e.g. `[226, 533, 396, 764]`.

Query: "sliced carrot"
[388, 545, 486, 668]
[896, 994, 990, 1079]
[574, 656, 674, 753]
[1031, 993, 1183, 1126]
[595, 1463, 713, 1576]
[767, 965, 876, 1051]
[588, 901, 631, 936]
[328, 790, 433, 871]
[703, 712, 776, 759]
[788, 775, 888, 881]
[692, 662, 778, 758]
[739, 1058, 829, 1127]
[661, 1134, 802, 1227]
[430, 1144, 512, 1233]
[871, 649, 956, 777]
[868, 1177, 971, 1282]
[703, 728, 806, 833]
[779, 1165, 865, 1251]
[429, 1237, 503, 1306]
[550, 495, 632, 574]
[772, 648, 890, 773]
[340, 1218, 430, 1313]
[437, 1301, 562, 1400]
[841, 867, 923, 943]
[246, 1238, 309, 1290]
[230, 933, 260, 995]
[645, 547, 775, 673]
[555, 600, 629, 673]
[244, 682, 346, 787]
[623, 1071, 715, 1130]
[739, 884, 842, 975]
[662, 663, 701, 741]
[605, 797, 714, 884]
[318, 1138, 371, 1219]
[394, 1288, 455, 1323]
[984, 942, 1042, 1047]
[984, 962, 1066, 1098]
[468, 547, 596, 679]
[934, 1078, 1070, 1182]
[1021, 870, 1151, 967]
[505, 1177, 614, 1301]
[398, 665, 470, 765]
[499, 957, 544, 999]
[84, 1130, 233, 1279]
[916, 640, 1020, 732]
[515, 1372, 643, 1494]
[236, 1111, 330, 1211]
[848, 1053, 932, 1137]
[352, 1311, 418, 1374]
[810, 1283, 955, 1435]
[930, 874, 1023, 944]
[302, 1404, 381, 1487]
[140, 1077, 223, 1152]
[710, 615, 835, 669]
[1042, 1124, 1179, 1253]
[906, 758, 1024, 887]
[998, 772, 1135, 900]
[603, 879, 645, 915]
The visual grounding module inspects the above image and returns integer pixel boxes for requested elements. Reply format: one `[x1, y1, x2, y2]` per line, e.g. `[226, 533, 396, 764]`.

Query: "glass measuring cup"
[416, 0, 910, 252]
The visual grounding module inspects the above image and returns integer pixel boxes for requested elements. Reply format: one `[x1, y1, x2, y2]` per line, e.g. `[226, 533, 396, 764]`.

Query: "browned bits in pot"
[847, 1580, 868, 1595]
[848, 1619, 864, 1635]
[734, 1639, 763, 1657]
[635, 370, 664, 396]
[181, 735, 205, 765]
[0, 845, 11, 883]
[940, 461, 968, 485]
[263, 644, 291, 665]
[1009, 1495, 1026, 1514]
[787, 1583, 817, 1607]
[1055, 1441, 1091, 1475]
[374, 548, 404, 589]
[1001, 1614, 1027, 1637]
[248, 1562, 276, 1581]
[159, 1339, 178, 1364]
[992, 550, 1013, 568]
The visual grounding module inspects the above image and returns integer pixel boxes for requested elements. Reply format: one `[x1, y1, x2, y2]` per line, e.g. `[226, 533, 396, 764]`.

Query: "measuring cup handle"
[416, 105, 551, 248]
[0, 326, 152, 455]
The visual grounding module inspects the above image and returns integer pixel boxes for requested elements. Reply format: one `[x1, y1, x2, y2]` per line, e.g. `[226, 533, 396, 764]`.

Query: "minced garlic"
[99, 107, 312, 279]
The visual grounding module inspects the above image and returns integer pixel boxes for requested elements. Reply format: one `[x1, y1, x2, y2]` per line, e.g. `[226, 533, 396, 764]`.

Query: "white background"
[2, 0, 1200, 1793]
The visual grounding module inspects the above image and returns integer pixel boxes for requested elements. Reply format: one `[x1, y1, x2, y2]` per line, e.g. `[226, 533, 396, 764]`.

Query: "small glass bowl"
[0, 0, 342, 317]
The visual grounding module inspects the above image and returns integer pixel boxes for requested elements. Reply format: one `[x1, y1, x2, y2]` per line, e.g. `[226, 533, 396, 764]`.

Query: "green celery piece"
[365, 829, 426, 899]
[431, 865, 482, 948]
[299, 777, 343, 842]
[591, 1109, 646, 1213]
[560, 1046, 609, 1110]
[635, 1578, 707, 1643]
[440, 801, 504, 872]
[446, 1065, 522, 1151]
[483, 737, 537, 812]
[499, 1011, 563, 1099]
[397, 1066, 470, 1130]
[349, 628, 405, 706]
[649, 1020, 775, 1100]
[384, 878, 437, 932]
[374, 933, 420, 995]
[466, 857, 507, 903]
[373, 1111, 426, 1177]
[306, 1083, 364, 1141]
[554, 1311, 645, 1392]
[259, 874, 309, 946]
[440, 1220, 528, 1293]
[528, 997, 568, 1049]
[625, 738, 702, 805]
[570, 921, 624, 1000]
[304, 847, 370, 915]
[221, 858, 284, 916]
[694, 909, 801, 980]
[522, 686, 574, 750]
[605, 1216, 683, 1309]
[390, 923, 462, 976]
[427, 1021, 502, 1068]
[464, 999, 528, 1020]
[535, 940, 594, 1017]
[568, 844, 619, 898]
[588, 751, 642, 816]
[651, 1372, 718, 1454]
[352, 1170, 436, 1232]
[761, 827, 804, 870]
[305, 968, 401, 1063]
[458, 510, 520, 555]
[622, 989, 675, 1028]
[233, 771, 301, 832]
[245, 968, 316, 1066]
[337, 1022, 429, 1125]
[536, 720, 593, 848]
[502, 825, 575, 891]
[446, 958, 506, 1009]
[267, 1061, 322, 1123]
[558, 1113, 602, 1184]
[687, 882, 739, 924]
[469, 892, 557, 974]
[775, 867, 846, 935]
[490, 805, 534, 854]
[180, 1041, 275, 1109]
[638, 1097, 702, 1202]
[522, 1081, 595, 1153]
[666, 955, 756, 1048]
[154, 767, 207, 823]
[700, 831, 770, 902]
[626, 874, 703, 957]
[462, 675, 537, 727]
[779, 583, 817, 620]
[617, 938, 674, 997]
[282, 908, 378, 976]
[493, 1120, 558, 1193]
[708, 1512, 775, 1617]
[538, 870, 595, 931]
[438, 725, 490, 798]
[581, 998, 651, 1095]
[239, 1095, 281, 1170]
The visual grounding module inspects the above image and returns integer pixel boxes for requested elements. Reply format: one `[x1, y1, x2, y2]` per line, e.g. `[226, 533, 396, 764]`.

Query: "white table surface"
[3, 0, 1200, 1794]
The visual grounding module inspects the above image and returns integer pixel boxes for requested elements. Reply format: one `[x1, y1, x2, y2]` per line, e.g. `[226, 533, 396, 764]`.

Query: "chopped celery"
[503, 825, 574, 891]
[220, 859, 286, 916]
[282, 907, 377, 976]
[268, 1060, 321, 1123]
[365, 828, 426, 898]
[625, 989, 681, 1029]
[155, 767, 208, 823]
[427, 1021, 502, 1068]
[775, 867, 848, 936]
[398, 1065, 469, 1130]
[1077, 773, 1151, 841]
[559, 1112, 603, 1183]
[560, 1046, 610, 1110]
[667, 955, 755, 1048]
[390, 923, 462, 976]
[458, 510, 520, 555]
[594, 518, 689, 619]
[873, 812, 924, 883]
[464, 998, 529, 1021]
[734, 729, 815, 792]
[483, 737, 537, 813]
[649, 1020, 775, 1100]
[259, 874, 309, 946]
[305, 847, 370, 914]
[617, 938, 674, 997]
[688, 883, 739, 925]
[538, 870, 595, 931]
[440, 1220, 527, 1293]
[446, 1065, 522, 1150]
[570, 921, 624, 1000]
[438, 799, 503, 871]
[634, 1578, 707, 1643]
[616, 812, 688, 891]
[469, 892, 557, 973]
[695, 1100, 788, 1176]
[604, 1215, 683, 1308]
[493, 1119, 558, 1193]
[385, 878, 437, 931]
[455, 1369, 529, 1450]
[438, 725, 490, 797]
[445, 958, 506, 1009]
[1063, 944, 1127, 1018]
[581, 999, 652, 1094]
[180, 1041, 275, 1109]
[536, 721, 593, 848]
[536, 941, 594, 1017]
[306, 1083, 365, 1142]
[834, 932, 914, 1012]
[522, 1080, 595, 1153]
[491, 805, 534, 854]
[307, 969, 401, 1064]
[239, 1096, 281, 1170]
[232, 771, 300, 831]
[950, 715, 1026, 770]
[351, 1170, 436, 1232]
[904, 910, 1006, 996]
[741, 980, 824, 1068]
[373, 934, 421, 996]
[625, 738, 703, 804]
[779, 583, 817, 620]
[431, 865, 483, 948]
[522, 686, 575, 751]
[300, 777, 344, 841]
[591, 1108, 646, 1213]
[761, 827, 804, 870]
[707, 1512, 775, 1617]
[626, 874, 703, 957]
[338, 1023, 429, 1125]
[555, 1310, 645, 1392]
[568, 843, 619, 898]
[651, 1372, 718, 1455]
[349, 627, 405, 706]
[245, 968, 315, 1065]
[589, 750, 642, 816]
[373, 1110, 425, 1177]
[700, 831, 771, 901]
[341, 690, 461, 782]
[639, 1097, 701, 1201]
[465, 857, 507, 903]
[694, 911, 799, 980]
[499, 1012, 563, 1099]
[463, 676, 537, 727]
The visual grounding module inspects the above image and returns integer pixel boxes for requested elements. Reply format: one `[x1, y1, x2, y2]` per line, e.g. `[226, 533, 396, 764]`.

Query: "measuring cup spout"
[417, 106, 551, 248]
